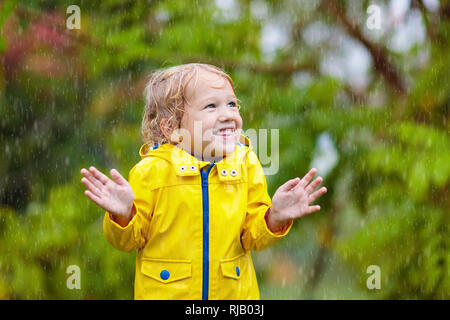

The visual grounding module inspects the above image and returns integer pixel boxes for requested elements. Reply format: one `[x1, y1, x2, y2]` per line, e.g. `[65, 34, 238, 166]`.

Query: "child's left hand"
[266, 168, 327, 232]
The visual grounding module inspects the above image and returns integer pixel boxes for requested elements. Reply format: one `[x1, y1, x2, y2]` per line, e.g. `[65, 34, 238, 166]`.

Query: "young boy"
[80, 63, 327, 299]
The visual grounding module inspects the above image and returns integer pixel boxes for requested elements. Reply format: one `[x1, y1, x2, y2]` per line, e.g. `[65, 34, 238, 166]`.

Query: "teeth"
[216, 128, 234, 134]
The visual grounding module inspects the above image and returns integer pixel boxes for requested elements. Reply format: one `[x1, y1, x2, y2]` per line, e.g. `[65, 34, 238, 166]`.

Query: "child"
[80, 63, 327, 300]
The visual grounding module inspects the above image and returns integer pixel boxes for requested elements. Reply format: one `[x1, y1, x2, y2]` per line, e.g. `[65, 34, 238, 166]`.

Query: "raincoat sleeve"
[103, 161, 155, 253]
[241, 151, 293, 252]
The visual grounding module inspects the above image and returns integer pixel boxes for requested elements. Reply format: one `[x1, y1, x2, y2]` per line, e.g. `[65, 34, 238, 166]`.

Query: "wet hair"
[142, 63, 235, 146]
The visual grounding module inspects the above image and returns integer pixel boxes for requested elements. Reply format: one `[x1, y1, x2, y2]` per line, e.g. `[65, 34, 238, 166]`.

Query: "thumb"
[110, 169, 127, 186]
[279, 177, 300, 192]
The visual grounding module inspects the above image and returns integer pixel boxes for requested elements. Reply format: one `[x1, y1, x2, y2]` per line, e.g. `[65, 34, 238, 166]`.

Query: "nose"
[217, 104, 236, 122]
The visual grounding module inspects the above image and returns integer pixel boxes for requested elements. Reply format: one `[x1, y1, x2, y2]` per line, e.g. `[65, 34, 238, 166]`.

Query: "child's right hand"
[80, 166, 135, 219]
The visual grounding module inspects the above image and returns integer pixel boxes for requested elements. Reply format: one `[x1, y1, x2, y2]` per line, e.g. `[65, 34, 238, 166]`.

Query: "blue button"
[236, 266, 240, 277]
[160, 270, 170, 280]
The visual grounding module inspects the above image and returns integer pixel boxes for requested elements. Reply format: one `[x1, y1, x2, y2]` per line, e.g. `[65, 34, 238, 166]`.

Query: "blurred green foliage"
[0, 0, 448, 299]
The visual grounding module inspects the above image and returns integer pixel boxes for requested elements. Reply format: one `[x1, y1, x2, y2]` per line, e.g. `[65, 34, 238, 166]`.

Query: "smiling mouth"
[213, 128, 235, 138]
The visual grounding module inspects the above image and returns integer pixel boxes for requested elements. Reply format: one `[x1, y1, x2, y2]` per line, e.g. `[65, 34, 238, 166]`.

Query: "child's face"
[178, 69, 243, 161]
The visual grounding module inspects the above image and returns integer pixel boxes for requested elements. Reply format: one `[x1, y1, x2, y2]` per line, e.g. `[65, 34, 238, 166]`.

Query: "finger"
[309, 187, 327, 203]
[89, 166, 110, 185]
[305, 176, 323, 194]
[81, 177, 102, 197]
[304, 205, 321, 215]
[279, 177, 300, 192]
[110, 169, 127, 186]
[298, 168, 317, 189]
[81, 168, 105, 191]
[84, 189, 104, 207]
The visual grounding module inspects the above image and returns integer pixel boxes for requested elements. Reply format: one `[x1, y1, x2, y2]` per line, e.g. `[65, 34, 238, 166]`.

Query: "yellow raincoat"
[103, 134, 292, 299]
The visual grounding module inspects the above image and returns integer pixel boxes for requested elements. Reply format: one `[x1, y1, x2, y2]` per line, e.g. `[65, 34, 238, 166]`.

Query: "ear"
[160, 117, 173, 141]
[160, 117, 182, 143]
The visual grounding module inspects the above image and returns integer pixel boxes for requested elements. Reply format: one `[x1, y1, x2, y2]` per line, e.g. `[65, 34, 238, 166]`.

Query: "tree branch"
[13, 5, 317, 78]
[321, 0, 408, 97]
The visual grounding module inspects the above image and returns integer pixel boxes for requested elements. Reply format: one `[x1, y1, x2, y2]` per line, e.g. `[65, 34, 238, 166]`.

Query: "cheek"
[200, 119, 216, 140]
[182, 113, 205, 140]
[236, 114, 243, 129]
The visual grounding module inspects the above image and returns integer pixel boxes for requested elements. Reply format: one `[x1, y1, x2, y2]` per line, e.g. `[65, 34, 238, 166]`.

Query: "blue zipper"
[200, 162, 215, 300]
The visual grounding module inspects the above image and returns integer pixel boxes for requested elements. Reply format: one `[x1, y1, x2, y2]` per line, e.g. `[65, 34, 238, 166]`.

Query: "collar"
[139, 134, 252, 178]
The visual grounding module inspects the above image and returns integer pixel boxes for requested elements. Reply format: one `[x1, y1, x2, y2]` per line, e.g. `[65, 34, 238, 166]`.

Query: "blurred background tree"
[0, 0, 448, 299]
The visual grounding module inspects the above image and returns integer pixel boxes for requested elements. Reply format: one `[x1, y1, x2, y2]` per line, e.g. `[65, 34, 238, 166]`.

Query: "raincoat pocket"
[220, 253, 245, 280]
[141, 258, 192, 284]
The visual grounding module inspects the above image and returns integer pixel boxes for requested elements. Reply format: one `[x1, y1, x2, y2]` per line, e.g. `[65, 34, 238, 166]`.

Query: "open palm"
[80, 166, 134, 217]
[272, 168, 327, 221]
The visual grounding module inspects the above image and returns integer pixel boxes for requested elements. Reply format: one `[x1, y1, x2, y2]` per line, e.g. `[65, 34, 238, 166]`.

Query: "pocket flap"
[216, 163, 241, 182]
[141, 258, 192, 284]
[220, 254, 244, 280]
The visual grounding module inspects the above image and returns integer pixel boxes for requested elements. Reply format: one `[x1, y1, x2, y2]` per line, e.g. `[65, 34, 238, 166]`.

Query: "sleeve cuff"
[107, 203, 137, 229]
[264, 207, 293, 237]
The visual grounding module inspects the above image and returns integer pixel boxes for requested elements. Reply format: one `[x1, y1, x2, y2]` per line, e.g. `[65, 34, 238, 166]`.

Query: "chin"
[203, 133, 238, 159]
[214, 141, 236, 157]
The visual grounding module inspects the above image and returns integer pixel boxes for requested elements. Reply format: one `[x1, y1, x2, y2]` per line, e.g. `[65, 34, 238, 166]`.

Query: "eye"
[204, 104, 216, 109]
[227, 102, 237, 108]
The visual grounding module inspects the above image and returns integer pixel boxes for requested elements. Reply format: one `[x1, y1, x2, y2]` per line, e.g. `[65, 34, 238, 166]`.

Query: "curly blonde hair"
[142, 63, 235, 146]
